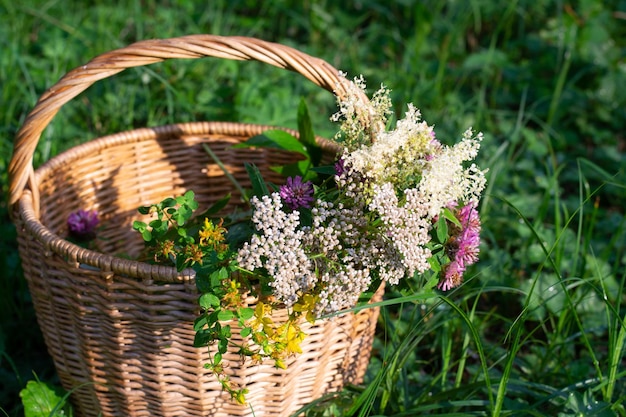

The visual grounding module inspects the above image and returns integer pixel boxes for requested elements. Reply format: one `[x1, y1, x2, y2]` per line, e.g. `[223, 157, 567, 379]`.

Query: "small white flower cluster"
[238, 193, 376, 314]
[369, 183, 432, 284]
[302, 200, 372, 314]
[237, 194, 316, 307]
[316, 264, 370, 315]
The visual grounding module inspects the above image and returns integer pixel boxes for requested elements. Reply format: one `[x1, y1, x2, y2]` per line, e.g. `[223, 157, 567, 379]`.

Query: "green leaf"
[218, 337, 228, 354]
[310, 165, 337, 176]
[214, 352, 223, 365]
[298, 98, 323, 167]
[244, 162, 270, 198]
[424, 272, 440, 290]
[240, 130, 312, 178]
[176, 204, 193, 225]
[141, 229, 152, 242]
[175, 254, 190, 271]
[193, 315, 208, 331]
[561, 390, 615, 417]
[197, 194, 231, 217]
[207, 310, 221, 324]
[199, 293, 221, 309]
[161, 197, 177, 208]
[217, 267, 230, 280]
[193, 329, 213, 347]
[177, 190, 195, 205]
[149, 219, 163, 229]
[237, 130, 308, 155]
[210, 269, 226, 289]
[428, 255, 442, 274]
[240, 327, 252, 338]
[132, 221, 146, 232]
[436, 215, 449, 244]
[238, 307, 255, 321]
[20, 380, 67, 417]
[137, 206, 151, 215]
[442, 207, 461, 228]
[217, 309, 235, 321]
[226, 221, 255, 247]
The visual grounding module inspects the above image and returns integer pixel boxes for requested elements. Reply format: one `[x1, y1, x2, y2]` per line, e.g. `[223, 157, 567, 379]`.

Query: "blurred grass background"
[1, 0, 625, 415]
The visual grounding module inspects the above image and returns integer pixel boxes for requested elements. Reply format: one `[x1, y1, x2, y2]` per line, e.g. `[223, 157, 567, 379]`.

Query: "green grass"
[1, 0, 625, 416]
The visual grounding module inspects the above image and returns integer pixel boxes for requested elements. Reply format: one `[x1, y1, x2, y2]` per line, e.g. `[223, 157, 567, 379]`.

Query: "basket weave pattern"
[10, 36, 381, 417]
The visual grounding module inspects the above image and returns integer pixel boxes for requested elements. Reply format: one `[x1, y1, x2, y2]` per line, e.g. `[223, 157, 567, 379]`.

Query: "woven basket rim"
[17, 120, 339, 284]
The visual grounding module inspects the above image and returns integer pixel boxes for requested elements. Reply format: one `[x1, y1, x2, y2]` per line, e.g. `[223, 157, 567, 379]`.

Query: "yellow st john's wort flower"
[183, 243, 204, 265]
[286, 323, 306, 355]
[274, 358, 287, 370]
[235, 389, 248, 405]
[276, 320, 306, 355]
[292, 293, 319, 324]
[250, 301, 275, 337]
[221, 278, 242, 308]
[198, 218, 227, 252]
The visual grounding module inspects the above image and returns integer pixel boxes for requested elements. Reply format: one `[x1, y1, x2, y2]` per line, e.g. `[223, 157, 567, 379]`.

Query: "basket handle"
[8, 34, 360, 207]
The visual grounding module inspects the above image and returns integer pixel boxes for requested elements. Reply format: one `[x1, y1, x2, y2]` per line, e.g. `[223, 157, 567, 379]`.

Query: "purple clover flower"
[454, 203, 481, 266]
[438, 202, 481, 291]
[67, 209, 100, 240]
[334, 158, 346, 177]
[279, 176, 314, 210]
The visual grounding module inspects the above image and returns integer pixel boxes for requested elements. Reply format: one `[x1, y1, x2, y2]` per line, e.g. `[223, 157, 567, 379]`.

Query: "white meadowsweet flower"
[342, 103, 438, 192]
[417, 128, 487, 218]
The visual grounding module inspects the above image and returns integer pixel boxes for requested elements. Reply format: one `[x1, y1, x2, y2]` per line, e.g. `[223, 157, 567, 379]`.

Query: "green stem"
[546, 27, 576, 128]
[202, 143, 248, 202]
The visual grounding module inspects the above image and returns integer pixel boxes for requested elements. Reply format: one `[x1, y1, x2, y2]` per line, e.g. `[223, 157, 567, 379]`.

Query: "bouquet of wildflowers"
[126, 73, 487, 403]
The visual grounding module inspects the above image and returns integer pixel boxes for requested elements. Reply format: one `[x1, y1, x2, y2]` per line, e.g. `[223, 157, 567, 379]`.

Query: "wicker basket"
[8, 35, 382, 417]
